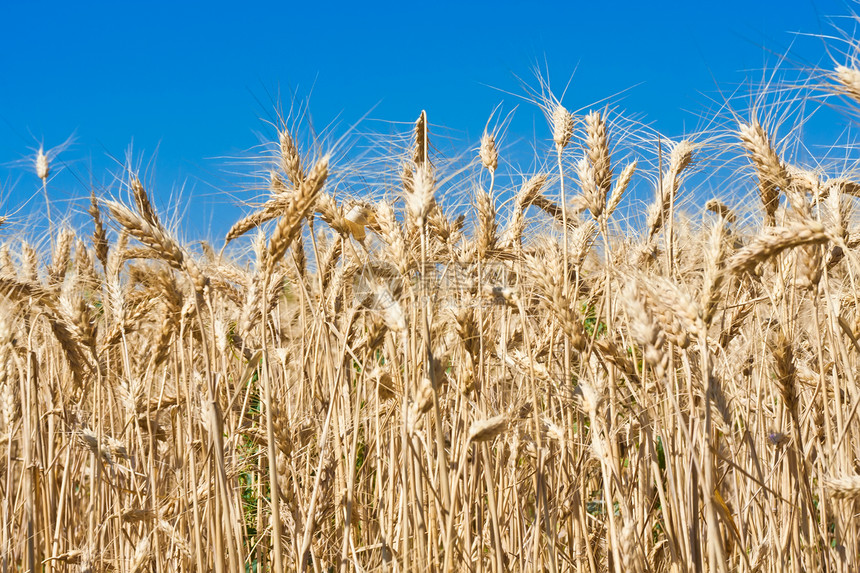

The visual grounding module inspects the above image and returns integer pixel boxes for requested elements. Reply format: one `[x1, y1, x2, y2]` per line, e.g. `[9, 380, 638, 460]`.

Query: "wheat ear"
[266, 156, 329, 275]
[279, 127, 305, 187]
[835, 65, 860, 104]
[726, 221, 830, 275]
[739, 121, 788, 225]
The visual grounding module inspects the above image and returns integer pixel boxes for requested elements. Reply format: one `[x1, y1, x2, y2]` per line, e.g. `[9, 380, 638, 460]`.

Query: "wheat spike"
[727, 221, 830, 275]
[552, 103, 573, 150]
[267, 155, 329, 275]
[739, 121, 788, 225]
[468, 415, 508, 443]
[279, 127, 305, 187]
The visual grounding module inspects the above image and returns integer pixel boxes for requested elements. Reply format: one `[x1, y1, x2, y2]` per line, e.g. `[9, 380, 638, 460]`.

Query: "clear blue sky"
[0, 0, 852, 241]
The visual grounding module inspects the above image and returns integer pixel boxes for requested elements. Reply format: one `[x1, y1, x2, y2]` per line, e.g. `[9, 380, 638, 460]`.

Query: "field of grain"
[3, 45, 860, 573]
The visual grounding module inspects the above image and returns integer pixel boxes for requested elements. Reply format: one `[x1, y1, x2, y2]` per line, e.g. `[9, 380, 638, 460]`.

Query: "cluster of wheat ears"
[6, 49, 860, 573]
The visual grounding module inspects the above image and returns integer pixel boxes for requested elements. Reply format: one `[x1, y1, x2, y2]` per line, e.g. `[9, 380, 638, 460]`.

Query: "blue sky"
[0, 0, 853, 241]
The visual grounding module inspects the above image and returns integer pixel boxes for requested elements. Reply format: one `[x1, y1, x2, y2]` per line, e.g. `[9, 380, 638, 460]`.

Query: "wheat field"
[4, 42, 860, 573]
